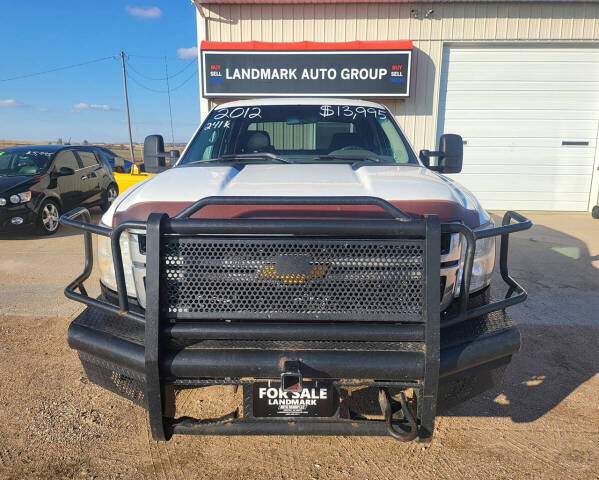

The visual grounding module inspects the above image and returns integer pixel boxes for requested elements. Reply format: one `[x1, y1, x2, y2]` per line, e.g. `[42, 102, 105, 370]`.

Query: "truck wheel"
[101, 183, 118, 212]
[592, 205, 599, 219]
[36, 200, 61, 235]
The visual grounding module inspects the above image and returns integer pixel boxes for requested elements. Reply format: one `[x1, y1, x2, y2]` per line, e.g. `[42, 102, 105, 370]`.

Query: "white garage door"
[438, 46, 599, 211]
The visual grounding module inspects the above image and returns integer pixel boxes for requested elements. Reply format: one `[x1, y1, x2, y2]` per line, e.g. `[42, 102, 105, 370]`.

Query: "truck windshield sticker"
[319, 105, 387, 120]
[213, 107, 262, 120]
[25, 150, 53, 157]
[204, 120, 231, 130]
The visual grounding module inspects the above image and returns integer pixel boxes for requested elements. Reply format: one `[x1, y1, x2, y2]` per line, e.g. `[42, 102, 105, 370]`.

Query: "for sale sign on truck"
[201, 40, 412, 98]
[252, 381, 337, 417]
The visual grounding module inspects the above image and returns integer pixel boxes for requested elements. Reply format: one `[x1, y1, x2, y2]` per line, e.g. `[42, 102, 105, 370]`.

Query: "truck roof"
[213, 97, 388, 109]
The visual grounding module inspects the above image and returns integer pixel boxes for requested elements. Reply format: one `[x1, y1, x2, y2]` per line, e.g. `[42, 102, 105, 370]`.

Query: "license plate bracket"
[252, 381, 337, 418]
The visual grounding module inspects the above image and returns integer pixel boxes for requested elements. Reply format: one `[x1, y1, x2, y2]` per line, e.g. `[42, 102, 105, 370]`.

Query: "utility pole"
[120, 51, 135, 163]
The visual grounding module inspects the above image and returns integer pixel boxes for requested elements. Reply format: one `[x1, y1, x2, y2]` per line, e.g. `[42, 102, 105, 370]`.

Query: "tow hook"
[378, 389, 418, 442]
[281, 360, 302, 392]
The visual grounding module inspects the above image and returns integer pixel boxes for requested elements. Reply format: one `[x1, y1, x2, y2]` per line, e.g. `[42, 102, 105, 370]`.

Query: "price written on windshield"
[319, 105, 387, 120]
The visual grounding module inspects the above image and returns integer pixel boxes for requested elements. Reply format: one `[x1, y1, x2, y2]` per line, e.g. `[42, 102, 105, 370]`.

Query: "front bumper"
[60, 196, 532, 441]
[69, 299, 520, 437]
[0, 204, 36, 230]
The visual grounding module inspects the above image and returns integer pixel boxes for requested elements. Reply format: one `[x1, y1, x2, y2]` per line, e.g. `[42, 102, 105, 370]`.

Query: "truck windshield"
[179, 104, 417, 165]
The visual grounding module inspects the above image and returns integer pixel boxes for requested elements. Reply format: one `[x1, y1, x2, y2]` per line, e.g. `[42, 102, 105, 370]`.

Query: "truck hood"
[103, 164, 489, 228]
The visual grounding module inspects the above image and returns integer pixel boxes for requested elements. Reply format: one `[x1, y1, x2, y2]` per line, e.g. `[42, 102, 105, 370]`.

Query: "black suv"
[0, 145, 118, 235]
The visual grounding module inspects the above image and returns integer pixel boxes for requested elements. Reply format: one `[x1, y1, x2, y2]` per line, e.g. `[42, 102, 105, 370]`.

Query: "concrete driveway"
[0, 210, 597, 479]
[0, 210, 103, 319]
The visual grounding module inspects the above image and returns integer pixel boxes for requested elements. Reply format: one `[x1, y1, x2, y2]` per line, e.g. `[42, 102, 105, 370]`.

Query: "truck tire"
[36, 199, 61, 235]
[592, 205, 599, 219]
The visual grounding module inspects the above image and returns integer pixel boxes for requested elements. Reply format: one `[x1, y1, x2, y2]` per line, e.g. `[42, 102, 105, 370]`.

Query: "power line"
[126, 66, 198, 94]
[127, 53, 178, 60]
[123, 55, 198, 145]
[126, 71, 170, 93]
[164, 55, 175, 146]
[126, 58, 195, 81]
[127, 76, 140, 143]
[170, 67, 199, 92]
[120, 51, 136, 163]
[0, 56, 116, 82]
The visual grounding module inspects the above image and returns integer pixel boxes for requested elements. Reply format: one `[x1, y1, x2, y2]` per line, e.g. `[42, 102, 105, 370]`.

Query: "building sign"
[201, 40, 412, 98]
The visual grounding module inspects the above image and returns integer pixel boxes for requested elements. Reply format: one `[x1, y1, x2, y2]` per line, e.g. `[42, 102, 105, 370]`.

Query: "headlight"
[9, 191, 31, 204]
[455, 220, 496, 295]
[97, 222, 137, 297]
[0, 198, 6, 206]
[470, 229, 496, 292]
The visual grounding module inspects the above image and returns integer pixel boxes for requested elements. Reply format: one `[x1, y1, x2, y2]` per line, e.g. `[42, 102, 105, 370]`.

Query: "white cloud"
[126, 5, 162, 19]
[177, 46, 198, 60]
[0, 99, 18, 107]
[73, 103, 114, 112]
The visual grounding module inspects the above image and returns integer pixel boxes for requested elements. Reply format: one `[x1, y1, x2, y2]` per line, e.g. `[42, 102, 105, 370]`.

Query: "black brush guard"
[60, 196, 531, 441]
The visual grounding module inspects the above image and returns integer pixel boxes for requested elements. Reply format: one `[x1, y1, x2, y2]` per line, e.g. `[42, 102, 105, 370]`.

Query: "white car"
[62, 98, 532, 442]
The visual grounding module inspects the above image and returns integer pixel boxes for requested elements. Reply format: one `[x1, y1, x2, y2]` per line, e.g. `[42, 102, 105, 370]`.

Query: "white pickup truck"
[61, 98, 531, 442]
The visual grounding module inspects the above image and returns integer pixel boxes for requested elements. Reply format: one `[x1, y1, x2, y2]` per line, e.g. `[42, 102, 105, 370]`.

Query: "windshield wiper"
[186, 153, 294, 165]
[222, 153, 295, 164]
[313, 154, 383, 167]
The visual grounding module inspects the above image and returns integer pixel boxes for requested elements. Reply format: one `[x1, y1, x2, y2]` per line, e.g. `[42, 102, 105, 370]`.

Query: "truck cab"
[62, 98, 531, 442]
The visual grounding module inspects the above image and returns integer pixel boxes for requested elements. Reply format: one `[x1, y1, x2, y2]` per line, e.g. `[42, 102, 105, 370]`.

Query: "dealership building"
[193, 0, 599, 213]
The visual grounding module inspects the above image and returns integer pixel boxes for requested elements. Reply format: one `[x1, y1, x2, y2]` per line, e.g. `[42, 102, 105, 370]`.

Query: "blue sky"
[0, 1, 200, 143]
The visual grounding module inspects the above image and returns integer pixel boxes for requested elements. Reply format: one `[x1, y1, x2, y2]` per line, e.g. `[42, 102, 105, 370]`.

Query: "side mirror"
[55, 166, 75, 177]
[143, 134, 167, 174]
[439, 134, 463, 173]
[419, 134, 463, 174]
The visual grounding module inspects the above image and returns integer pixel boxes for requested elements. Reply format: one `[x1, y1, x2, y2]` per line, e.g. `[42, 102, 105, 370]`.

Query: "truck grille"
[161, 237, 425, 321]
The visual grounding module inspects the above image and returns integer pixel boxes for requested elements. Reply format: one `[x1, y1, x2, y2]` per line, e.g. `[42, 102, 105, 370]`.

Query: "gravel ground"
[0, 210, 598, 479]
